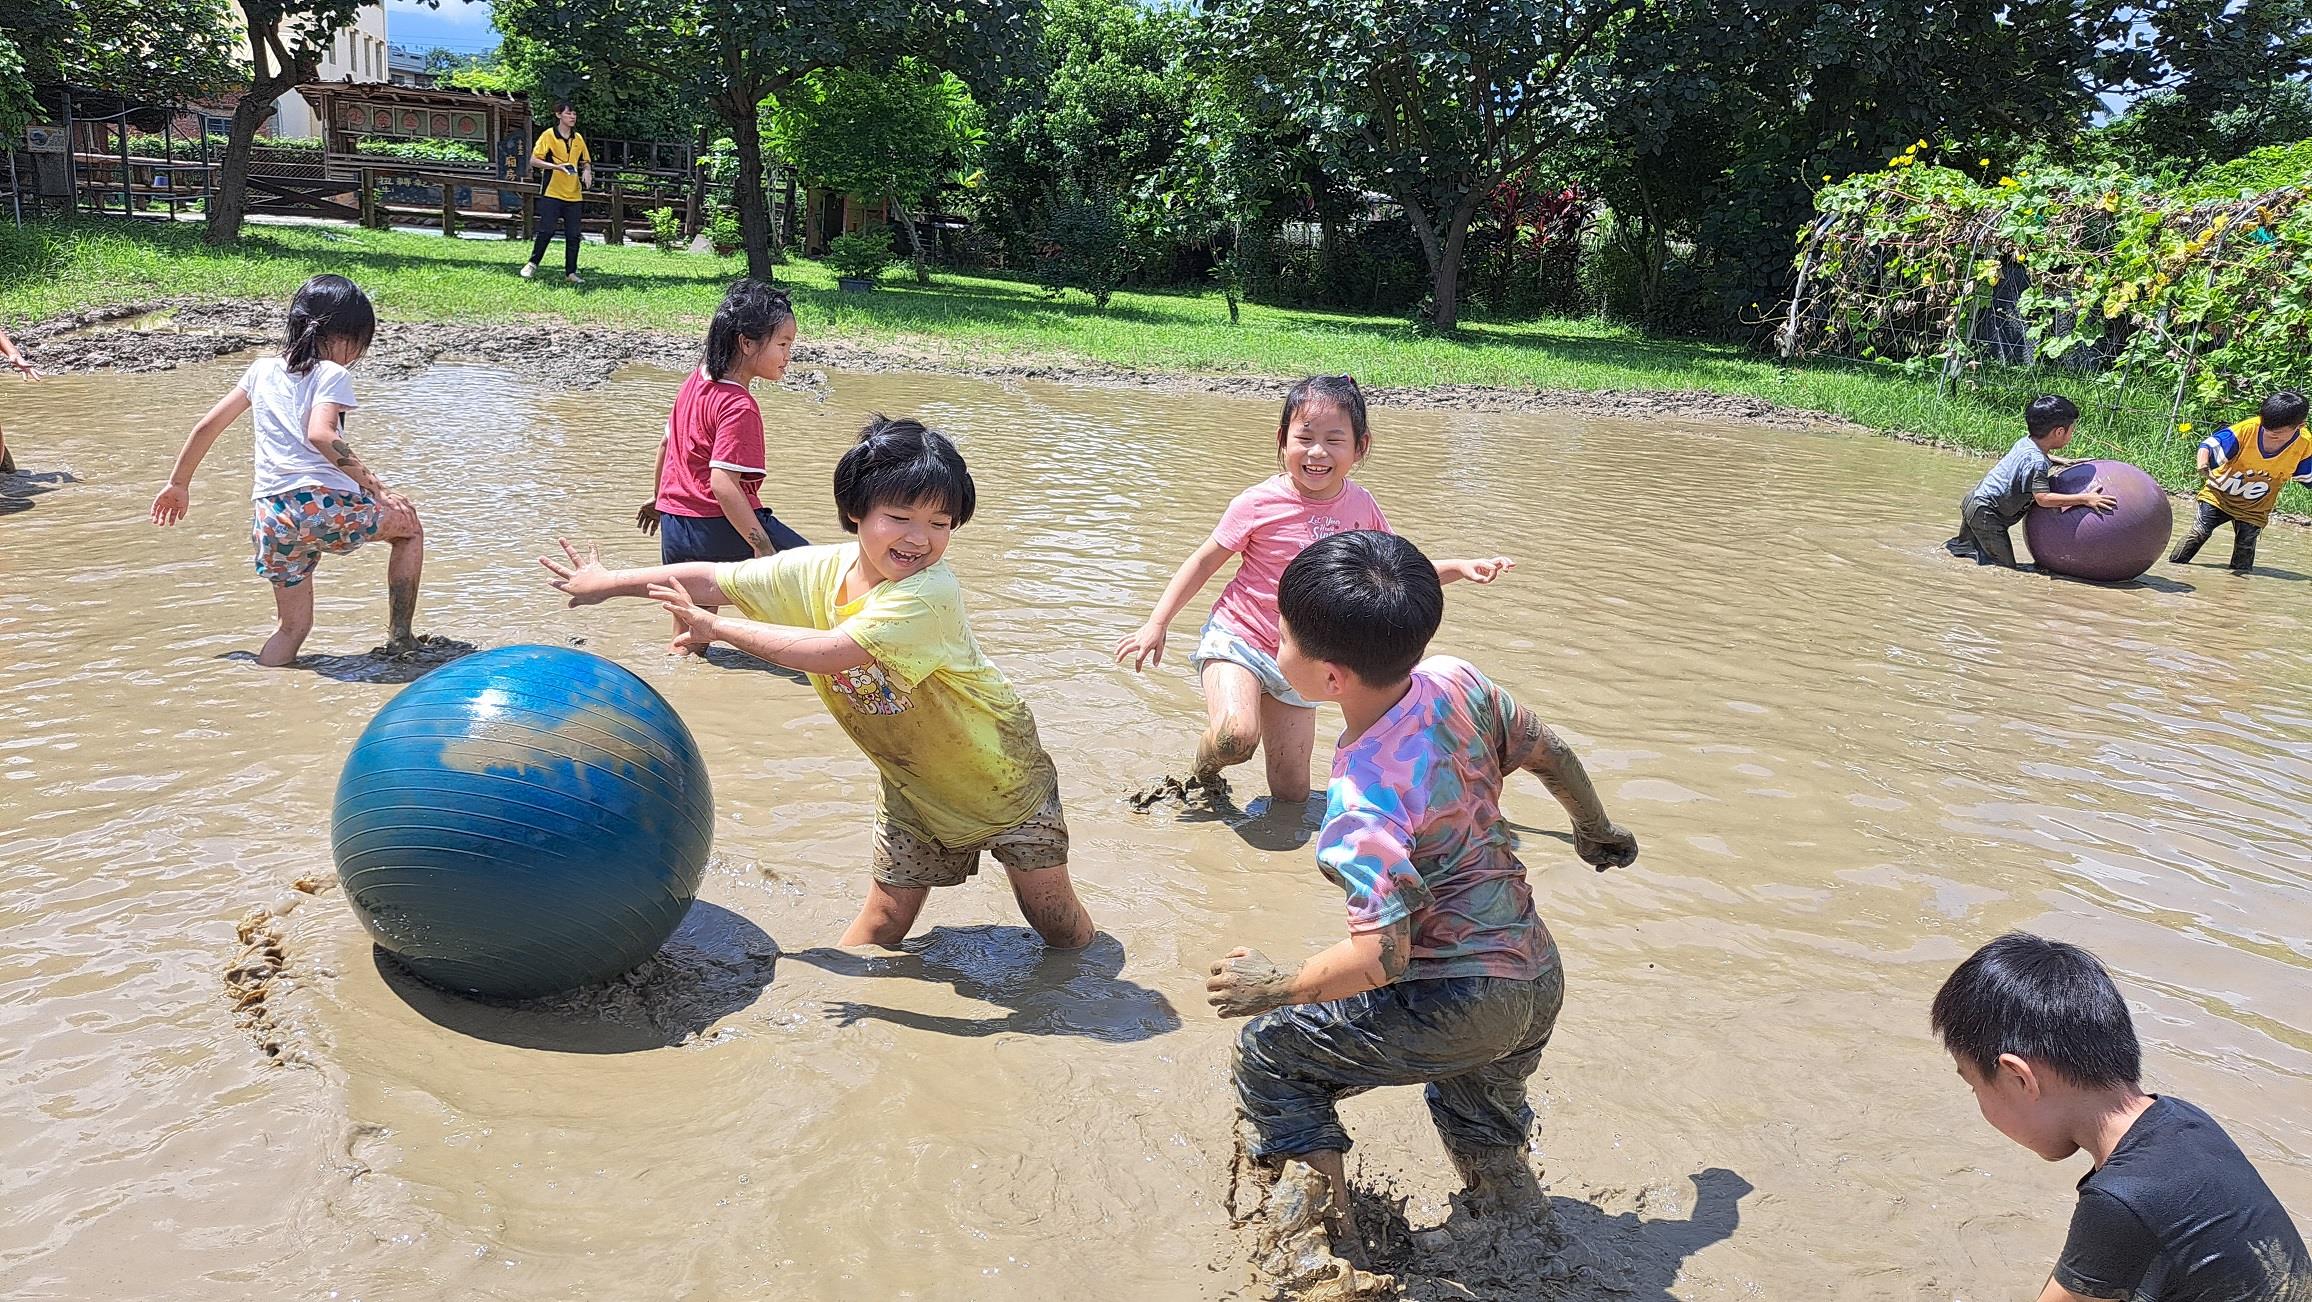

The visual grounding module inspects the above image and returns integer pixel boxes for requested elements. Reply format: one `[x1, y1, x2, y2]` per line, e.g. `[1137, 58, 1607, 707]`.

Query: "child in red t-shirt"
[639, 279, 811, 565]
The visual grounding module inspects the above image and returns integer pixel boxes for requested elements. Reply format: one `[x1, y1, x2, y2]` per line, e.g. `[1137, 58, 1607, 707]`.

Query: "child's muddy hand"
[1207, 947, 1295, 1018]
[649, 581, 717, 655]
[1463, 556, 1515, 584]
[1115, 623, 1167, 672]
[539, 538, 613, 606]
[1574, 821, 1639, 871]
[150, 484, 189, 526]
[636, 502, 660, 535]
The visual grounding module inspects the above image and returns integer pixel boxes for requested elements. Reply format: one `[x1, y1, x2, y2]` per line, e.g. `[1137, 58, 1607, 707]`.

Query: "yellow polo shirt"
[531, 129, 590, 202]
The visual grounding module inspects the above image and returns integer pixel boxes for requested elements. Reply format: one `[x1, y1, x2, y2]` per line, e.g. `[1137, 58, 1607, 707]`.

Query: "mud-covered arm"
[306, 401, 394, 500]
[1205, 920, 1414, 1018]
[1507, 707, 1638, 870]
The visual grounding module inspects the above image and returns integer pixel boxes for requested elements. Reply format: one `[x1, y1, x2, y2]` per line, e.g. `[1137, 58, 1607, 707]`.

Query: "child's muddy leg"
[258, 580, 316, 667]
[2229, 519, 2261, 574]
[1194, 660, 1263, 780]
[839, 880, 929, 948]
[1258, 697, 1317, 804]
[0, 424, 13, 474]
[1006, 863, 1094, 950]
[380, 509, 425, 649]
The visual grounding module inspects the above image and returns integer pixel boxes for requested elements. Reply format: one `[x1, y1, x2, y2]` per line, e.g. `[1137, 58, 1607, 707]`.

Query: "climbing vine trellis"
[1776, 141, 2311, 485]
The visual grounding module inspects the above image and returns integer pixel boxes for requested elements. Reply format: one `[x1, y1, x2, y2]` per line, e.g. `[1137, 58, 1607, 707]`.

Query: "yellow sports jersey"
[2198, 417, 2312, 526]
[716, 544, 1057, 847]
[531, 129, 590, 202]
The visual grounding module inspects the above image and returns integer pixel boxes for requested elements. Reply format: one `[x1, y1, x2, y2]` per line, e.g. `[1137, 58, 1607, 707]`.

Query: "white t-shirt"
[240, 356, 362, 500]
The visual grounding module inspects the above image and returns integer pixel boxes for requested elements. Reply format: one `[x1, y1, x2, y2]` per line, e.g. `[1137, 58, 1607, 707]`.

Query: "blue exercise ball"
[332, 645, 713, 999]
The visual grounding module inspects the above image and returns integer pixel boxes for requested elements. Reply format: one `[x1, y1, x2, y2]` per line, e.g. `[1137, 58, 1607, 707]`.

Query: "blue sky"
[384, 0, 500, 56]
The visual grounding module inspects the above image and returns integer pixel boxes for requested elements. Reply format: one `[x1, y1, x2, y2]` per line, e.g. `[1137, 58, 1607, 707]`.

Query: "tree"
[0, 0, 239, 127]
[498, 0, 1034, 280]
[767, 60, 980, 283]
[205, 0, 381, 243]
[1201, 0, 1632, 329]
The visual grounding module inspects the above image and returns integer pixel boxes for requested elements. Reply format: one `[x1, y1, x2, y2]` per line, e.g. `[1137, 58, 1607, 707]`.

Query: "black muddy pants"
[2169, 500, 2260, 573]
[1945, 496, 2021, 567]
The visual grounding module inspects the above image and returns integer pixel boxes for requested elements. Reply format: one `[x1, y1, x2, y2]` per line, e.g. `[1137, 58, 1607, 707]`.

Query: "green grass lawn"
[1, 216, 2270, 507]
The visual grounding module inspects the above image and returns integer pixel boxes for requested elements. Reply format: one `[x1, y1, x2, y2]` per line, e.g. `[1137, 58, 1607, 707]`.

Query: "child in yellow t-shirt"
[540, 416, 1095, 951]
[2171, 391, 2312, 574]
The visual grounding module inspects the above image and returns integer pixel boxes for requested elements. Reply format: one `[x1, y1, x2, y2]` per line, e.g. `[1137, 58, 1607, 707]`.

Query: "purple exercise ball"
[2023, 459, 2172, 582]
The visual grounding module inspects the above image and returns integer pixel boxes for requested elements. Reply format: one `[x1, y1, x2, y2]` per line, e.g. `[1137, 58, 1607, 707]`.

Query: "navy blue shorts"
[659, 508, 811, 565]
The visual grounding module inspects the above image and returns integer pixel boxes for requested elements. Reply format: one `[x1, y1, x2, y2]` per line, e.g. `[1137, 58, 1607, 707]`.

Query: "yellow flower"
[1978, 157, 1991, 167]
[1823, 174, 1833, 183]
[2179, 422, 2194, 434]
[1915, 138, 1929, 150]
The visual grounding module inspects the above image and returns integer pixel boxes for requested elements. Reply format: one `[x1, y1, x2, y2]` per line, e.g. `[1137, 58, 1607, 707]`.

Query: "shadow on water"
[788, 926, 1180, 1043]
[0, 468, 78, 516]
[1149, 784, 1325, 853]
[218, 636, 480, 684]
[374, 900, 780, 1054]
[1357, 1166, 1755, 1301]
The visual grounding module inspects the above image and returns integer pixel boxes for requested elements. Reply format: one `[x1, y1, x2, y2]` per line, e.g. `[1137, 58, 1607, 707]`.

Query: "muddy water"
[2, 357, 2308, 1301]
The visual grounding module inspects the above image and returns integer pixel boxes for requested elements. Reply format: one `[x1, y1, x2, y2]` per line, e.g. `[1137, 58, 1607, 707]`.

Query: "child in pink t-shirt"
[1115, 375, 1511, 807]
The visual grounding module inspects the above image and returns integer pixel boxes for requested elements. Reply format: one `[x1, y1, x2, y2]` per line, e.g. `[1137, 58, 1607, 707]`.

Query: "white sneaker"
[566, 273, 582, 285]
[519, 263, 535, 279]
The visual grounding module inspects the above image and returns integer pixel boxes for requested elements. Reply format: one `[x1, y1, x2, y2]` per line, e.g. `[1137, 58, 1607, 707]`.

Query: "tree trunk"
[206, 14, 307, 246]
[723, 97, 777, 281]
[893, 198, 931, 284]
[1427, 192, 1486, 331]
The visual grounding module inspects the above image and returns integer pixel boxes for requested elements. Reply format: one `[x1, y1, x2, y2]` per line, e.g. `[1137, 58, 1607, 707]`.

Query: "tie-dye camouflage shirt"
[1315, 656, 1558, 983]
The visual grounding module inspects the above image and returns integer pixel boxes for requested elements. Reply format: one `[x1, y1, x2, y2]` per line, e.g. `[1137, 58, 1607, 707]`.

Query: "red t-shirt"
[654, 369, 766, 519]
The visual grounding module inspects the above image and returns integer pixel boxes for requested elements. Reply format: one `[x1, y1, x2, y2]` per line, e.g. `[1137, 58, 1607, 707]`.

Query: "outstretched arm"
[539, 538, 727, 606]
[1508, 708, 1638, 869]
[1436, 556, 1515, 585]
[1205, 918, 1415, 1018]
[1115, 538, 1236, 670]
[151, 388, 252, 524]
[648, 575, 870, 673]
[0, 325, 36, 378]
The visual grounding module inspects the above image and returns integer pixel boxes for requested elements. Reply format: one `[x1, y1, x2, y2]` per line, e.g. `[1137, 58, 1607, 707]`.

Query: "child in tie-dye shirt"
[1205, 530, 1638, 1244]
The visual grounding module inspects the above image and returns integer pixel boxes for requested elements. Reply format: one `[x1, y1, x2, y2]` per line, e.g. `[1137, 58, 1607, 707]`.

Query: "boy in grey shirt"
[1947, 395, 2117, 568]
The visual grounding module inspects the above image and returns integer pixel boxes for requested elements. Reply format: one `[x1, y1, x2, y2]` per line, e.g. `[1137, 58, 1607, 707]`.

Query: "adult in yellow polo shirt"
[520, 102, 592, 285]
[2171, 390, 2312, 574]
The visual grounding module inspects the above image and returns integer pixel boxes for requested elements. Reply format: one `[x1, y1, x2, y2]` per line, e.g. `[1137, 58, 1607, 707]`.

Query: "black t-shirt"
[2054, 1096, 2311, 1301]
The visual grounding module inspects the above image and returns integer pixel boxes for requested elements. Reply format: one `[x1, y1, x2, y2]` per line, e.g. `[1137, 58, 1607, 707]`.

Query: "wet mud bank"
[23, 297, 1856, 432]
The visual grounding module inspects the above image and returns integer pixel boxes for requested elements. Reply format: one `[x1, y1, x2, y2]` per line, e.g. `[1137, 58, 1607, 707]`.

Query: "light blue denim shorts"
[1190, 618, 1314, 709]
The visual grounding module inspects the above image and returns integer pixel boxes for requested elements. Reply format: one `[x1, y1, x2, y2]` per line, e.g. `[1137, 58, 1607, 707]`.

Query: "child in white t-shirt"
[150, 275, 427, 666]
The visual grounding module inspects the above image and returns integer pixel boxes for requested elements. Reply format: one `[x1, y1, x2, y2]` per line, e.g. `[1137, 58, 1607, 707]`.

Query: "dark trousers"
[528, 195, 582, 275]
[2170, 499, 2260, 572]
[1233, 968, 1565, 1160]
[659, 507, 810, 566]
[1945, 496, 2020, 567]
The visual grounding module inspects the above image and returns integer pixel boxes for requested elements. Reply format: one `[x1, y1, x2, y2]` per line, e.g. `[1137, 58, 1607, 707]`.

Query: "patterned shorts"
[871, 790, 1070, 889]
[251, 488, 385, 587]
[1190, 618, 1313, 709]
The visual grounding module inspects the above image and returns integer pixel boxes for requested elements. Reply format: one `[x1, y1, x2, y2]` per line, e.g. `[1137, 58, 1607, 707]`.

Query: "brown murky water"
[2, 358, 2308, 1300]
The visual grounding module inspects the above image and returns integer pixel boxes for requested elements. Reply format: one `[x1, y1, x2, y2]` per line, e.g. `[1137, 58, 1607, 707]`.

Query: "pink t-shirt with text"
[1206, 474, 1391, 654]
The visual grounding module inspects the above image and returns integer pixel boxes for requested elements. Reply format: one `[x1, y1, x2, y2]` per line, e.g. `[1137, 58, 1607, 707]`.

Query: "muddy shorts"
[1190, 618, 1312, 709]
[2169, 499, 2261, 573]
[871, 790, 1070, 889]
[1233, 966, 1565, 1160]
[1944, 495, 2020, 568]
[251, 487, 385, 587]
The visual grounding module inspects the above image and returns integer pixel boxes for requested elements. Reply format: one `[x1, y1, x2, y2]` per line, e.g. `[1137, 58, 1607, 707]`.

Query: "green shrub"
[1035, 189, 1131, 307]
[352, 137, 490, 166]
[647, 206, 684, 253]
[826, 228, 897, 281]
[706, 209, 741, 252]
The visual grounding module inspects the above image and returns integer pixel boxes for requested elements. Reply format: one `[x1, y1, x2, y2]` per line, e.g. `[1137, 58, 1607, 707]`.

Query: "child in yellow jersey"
[2171, 391, 2312, 574]
[540, 415, 1096, 952]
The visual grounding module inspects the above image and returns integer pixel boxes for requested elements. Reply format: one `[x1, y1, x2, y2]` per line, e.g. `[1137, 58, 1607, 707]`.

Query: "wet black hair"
[2260, 390, 2308, 429]
[283, 274, 376, 376]
[1277, 375, 1371, 461]
[1930, 932, 2141, 1091]
[703, 279, 794, 382]
[833, 415, 975, 533]
[1276, 530, 1441, 686]
[2025, 394, 2080, 439]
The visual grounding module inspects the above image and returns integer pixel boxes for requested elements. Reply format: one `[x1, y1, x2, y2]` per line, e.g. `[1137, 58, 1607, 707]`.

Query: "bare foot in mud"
[1129, 771, 1231, 811]
[371, 633, 477, 663]
[1227, 1124, 1394, 1300]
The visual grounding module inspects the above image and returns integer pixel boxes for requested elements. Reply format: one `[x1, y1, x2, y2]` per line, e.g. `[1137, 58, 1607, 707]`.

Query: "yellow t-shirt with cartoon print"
[2197, 416, 2312, 527]
[716, 543, 1057, 847]
[532, 129, 590, 202]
